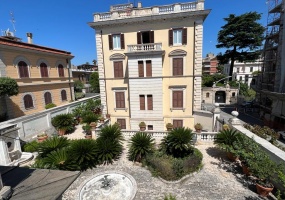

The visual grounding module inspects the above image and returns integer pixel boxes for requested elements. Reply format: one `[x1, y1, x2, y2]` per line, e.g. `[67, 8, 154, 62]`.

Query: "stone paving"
[62, 126, 269, 200]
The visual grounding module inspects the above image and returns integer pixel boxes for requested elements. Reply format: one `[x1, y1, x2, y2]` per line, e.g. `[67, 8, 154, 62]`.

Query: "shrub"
[22, 140, 39, 152]
[0, 77, 19, 96]
[214, 129, 242, 152]
[51, 113, 74, 131]
[45, 103, 57, 109]
[38, 136, 69, 158]
[160, 127, 194, 158]
[164, 194, 177, 200]
[98, 123, 124, 143]
[75, 92, 85, 100]
[81, 111, 99, 124]
[128, 132, 155, 162]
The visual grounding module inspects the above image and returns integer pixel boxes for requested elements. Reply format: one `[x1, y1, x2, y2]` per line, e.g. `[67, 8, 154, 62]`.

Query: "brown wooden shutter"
[182, 28, 187, 45]
[116, 92, 125, 108]
[114, 61, 123, 78]
[147, 95, 153, 110]
[139, 95, 145, 110]
[146, 60, 152, 77]
[169, 29, 173, 46]
[173, 120, 183, 128]
[149, 31, 154, 43]
[61, 90, 67, 101]
[120, 34, 125, 49]
[44, 92, 52, 105]
[173, 58, 183, 76]
[173, 91, 183, 108]
[24, 95, 33, 109]
[117, 119, 126, 129]
[108, 34, 113, 50]
[137, 32, 142, 44]
[138, 61, 144, 77]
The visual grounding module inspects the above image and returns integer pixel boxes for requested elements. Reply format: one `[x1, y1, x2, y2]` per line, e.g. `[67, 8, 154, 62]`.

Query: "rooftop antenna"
[10, 11, 16, 36]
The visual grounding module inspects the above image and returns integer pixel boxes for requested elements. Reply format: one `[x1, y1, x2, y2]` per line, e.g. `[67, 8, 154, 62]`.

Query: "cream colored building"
[0, 33, 74, 119]
[89, 1, 210, 131]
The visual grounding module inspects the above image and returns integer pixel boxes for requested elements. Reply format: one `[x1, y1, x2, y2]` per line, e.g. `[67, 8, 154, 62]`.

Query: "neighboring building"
[253, 0, 285, 129]
[89, 1, 210, 131]
[223, 60, 262, 87]
[71, 64, 98, 93]
[0, 33, 74, 119]
[202, 53, 218, 74]
[202, 85, 238, 105]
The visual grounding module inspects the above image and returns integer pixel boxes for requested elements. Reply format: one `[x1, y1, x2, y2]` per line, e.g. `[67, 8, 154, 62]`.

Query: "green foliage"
[51, 113, 74, 131]
[0, 77, 19, 96]
[161, 127, 194, 158]
[71, 105, 84, 118]
[202, 74, 226, 87]
[94, 137, 123, 165]
[75, 92, 85, 100]
[164, 194, 177, 200]
[74, 80, 84, 92]
[128, 132, 155, 162]
[89, 72, 100, 93]
[216, 12, 264, 79]
[85, 99, 101, 111]
[41, 148, 70, 170]
[67, 139, 98, 171]
[38, 136, 69, 158]
[45, 103, 57, 109]
[98, 123, 124, 143]
[22, 140, 39, 152]
[214, 129, 242, 152]
[81, 111, 99, 124]
[139, 121, 146, 127]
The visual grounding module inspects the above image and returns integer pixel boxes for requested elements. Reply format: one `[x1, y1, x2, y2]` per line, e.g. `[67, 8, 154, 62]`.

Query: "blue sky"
[0, 0, 268, 66]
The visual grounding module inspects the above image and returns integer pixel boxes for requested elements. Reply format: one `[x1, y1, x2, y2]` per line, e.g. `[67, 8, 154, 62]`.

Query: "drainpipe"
[101, 30, 108, 114]
[67, 58, 74, 101]
[192, 21, 196, 115]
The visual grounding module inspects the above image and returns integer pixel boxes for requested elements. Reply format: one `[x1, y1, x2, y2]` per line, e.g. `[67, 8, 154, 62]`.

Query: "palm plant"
[94, 137, 123, 165]
[67, 139, 98, 171]
[128, 132, 155, 162]
[214, 129, 242, 152]
[41, 148, 70, 170]
[98, 123, 124, 143]
[81, 111, 99, 124]
[160, 127, 194, 158]
[38, 136, 69, 158]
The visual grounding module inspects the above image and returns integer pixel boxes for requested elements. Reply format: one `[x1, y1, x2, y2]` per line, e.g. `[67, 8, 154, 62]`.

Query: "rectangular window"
[138, 61, 144, 77]
[115, 92, 125, 108]
[173, 120, 183, 128]
[139, 95, 145, 110]
[250, 67, 253, 72]
[173, 58, 183, 76]
[239, 76, 242, 81]
[148, 125, 153, 130]
[114, 61, 123, 78]
[173, 29, 182, 45]
[237, 68, 240, 73]
[245, 75, 249, 83]
[169, 28, 187, 46]
[108, 34, 125, 50]
[117, 119, 126, 129]
[147, 95, 153, 110]
[146, 60, 152, 77]
[172, 91, 183, 108]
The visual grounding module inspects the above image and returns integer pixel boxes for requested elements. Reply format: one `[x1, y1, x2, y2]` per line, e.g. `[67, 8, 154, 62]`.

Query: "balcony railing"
[93, 1, 200, 22]
[127, 43, 162, 52]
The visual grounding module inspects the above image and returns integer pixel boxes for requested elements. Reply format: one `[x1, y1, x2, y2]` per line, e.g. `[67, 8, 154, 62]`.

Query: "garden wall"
[193, 110, 213, 131]
[0, 95, 100, 140]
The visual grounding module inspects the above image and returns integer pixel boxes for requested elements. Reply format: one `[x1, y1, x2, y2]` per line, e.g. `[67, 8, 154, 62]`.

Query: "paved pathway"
[62, 125, 269, 200]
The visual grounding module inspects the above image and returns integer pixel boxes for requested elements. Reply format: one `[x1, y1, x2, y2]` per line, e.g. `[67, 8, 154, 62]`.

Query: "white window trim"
[112, 34, 121, 50]
[170, 56, 186, 76]
[112, 88, 128, 112]
[42, 90, 54, 105]
[173, 29, 183, 46]
[169, 86, 186, 112]
[13, 56, 31, 78]
[37, 60, 50, 78]
[60, 89, 68, 102]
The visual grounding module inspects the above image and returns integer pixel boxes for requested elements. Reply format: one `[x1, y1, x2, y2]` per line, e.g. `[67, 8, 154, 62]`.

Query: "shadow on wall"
[5, 97, 25, 120]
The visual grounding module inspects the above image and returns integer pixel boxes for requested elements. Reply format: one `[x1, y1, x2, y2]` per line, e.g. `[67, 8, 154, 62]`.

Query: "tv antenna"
[10, 11, 16, 36]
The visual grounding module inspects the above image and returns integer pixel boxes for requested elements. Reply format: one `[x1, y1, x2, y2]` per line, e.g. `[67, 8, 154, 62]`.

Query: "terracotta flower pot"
[37, 135, 48, 143]
[140, 126, 146, 131]
[58, 129, 66, 136]
[226, 152, 239, 162]
[242, 164, 251, 176]
[256, 183, 274, 197]
[85, 134, 92, 139]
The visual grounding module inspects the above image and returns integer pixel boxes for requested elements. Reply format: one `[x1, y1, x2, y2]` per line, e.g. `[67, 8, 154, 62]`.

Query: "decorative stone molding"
[168, 49, 187, 56]
[20, 92, 37, 111]
[109, 53, 125, 60]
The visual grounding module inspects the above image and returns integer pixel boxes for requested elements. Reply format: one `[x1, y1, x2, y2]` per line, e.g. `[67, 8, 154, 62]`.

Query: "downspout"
[192, 21, 196, 115]
[101, 30, 108, 114]
[67, 58, 74, 101]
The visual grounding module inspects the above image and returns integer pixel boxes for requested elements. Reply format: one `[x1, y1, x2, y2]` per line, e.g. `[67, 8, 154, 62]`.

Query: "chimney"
[26, 33, 33, 44]
[137, 2, 142, 8]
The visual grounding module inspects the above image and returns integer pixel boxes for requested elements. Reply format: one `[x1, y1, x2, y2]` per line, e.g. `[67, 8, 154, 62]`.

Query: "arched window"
[18, 61, 29, 78]
[40, 62, 49, 77]
[44, 92, 52, 105]
[24, 94, 34, 109]
[206, 92, 210, 98]
[61, 90, 67, 101]
[58, 64, 64, 77]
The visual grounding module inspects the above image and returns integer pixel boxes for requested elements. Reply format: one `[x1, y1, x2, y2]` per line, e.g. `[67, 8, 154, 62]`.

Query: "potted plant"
[194, 123, 203, 133]
[37, 132, 48, 142]
[166, 123, 173, 131]
[51, 113, 74, 136]
[106, 113, 111, 119]
[72, 105, 84, 123]
[83, 124, 92, 139]
[222, 124, 230, 130]
[139, 121, 146, 131]
[81, 111, 99, 125]
[99, 116, 105, 123]
[90, 122, 97, 131]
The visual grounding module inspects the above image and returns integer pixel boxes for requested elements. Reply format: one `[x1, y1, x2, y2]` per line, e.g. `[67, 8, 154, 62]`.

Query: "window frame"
[113, 61, 124, 78]
[40, 62, 49, 78]
[169, 28, 187, 46]
[173, 119, 183, 128]
[44, 91, 52, 105]
[109, 33, 125, 50]
[23, 94, 34, 110]
[61, 90, 67, 101]
[117, 118, 126, 129]
[18, 61, 30, 78]
[172, 57, 184, 76]
[58, 64, 65, 77]
[169, 86, 186, 111]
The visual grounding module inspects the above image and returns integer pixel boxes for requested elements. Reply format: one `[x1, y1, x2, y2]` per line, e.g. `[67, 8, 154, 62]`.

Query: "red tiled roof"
[0, 36, 73, 57]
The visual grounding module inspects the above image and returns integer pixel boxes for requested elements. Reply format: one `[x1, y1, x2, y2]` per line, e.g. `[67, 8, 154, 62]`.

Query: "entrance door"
[215, 91, 226, 103]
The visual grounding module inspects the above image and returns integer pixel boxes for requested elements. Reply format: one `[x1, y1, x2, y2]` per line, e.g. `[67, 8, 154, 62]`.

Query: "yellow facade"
[0, 36, 74, 118]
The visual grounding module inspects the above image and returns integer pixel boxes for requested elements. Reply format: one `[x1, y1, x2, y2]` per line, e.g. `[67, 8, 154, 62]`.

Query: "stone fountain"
[77, 171, 137, 200]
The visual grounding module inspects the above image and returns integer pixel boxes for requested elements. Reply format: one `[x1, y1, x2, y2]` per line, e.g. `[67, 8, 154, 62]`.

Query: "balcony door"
[137, 31, 154, 44]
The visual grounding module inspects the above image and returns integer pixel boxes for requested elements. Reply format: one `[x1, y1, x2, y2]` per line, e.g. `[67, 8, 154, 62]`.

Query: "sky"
[0, 0, 268, 66]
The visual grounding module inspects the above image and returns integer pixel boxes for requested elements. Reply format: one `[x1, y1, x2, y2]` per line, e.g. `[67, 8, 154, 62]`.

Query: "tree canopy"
[0, 77, 19, 96]
[89, 72, 100, 93]
[216, 12, 264, 80]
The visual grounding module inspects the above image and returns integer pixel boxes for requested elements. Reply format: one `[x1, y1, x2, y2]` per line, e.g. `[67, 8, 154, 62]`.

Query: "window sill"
[170, 108, 186, 112]
[114, 108, 128, 112]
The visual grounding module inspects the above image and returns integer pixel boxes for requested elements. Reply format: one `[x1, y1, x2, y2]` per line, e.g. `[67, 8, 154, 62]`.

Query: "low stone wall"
[193, 110, 213, 131]
[0, 95, 100, 140]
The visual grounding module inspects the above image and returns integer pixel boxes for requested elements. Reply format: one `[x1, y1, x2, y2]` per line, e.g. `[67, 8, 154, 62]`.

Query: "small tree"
[216, 12, 264, 81]
[74, 80, 84, 92]
[89, 72, 100, 93]
[0, 77, 19, 96]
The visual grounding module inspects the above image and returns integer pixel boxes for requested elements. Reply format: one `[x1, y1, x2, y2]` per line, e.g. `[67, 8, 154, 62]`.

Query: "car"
[277, 131, 285, 140]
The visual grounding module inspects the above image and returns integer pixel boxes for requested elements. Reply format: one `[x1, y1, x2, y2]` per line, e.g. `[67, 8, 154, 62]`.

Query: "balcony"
[127, 43, 162, 52]
[93, 1, 202, 22]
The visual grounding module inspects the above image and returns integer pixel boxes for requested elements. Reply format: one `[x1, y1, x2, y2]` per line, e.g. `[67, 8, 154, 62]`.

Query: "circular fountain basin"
[77, 171, 137, 200]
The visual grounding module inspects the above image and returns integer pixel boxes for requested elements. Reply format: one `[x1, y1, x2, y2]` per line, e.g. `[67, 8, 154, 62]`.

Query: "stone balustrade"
[127, 43, 162, 52]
